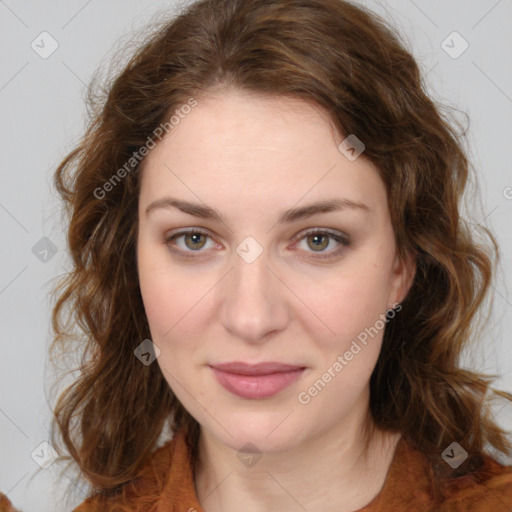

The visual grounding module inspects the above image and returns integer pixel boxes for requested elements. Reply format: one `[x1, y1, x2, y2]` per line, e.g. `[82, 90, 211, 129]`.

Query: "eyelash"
[163, 228, 351, 260]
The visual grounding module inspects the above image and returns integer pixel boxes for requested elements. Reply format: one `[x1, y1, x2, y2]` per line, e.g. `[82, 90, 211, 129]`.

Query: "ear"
[388, 249, 416, 308]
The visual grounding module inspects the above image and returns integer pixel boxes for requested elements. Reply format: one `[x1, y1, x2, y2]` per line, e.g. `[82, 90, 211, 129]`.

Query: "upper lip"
[210, 362, 305, 375]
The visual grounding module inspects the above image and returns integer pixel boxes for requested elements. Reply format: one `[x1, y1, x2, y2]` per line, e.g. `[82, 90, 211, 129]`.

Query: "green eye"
[164, 229, 212, 256]
[296, 229, 351, 259]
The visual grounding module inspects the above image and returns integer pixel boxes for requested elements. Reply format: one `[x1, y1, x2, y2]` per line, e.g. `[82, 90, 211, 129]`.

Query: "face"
[136, 88, 415, 453]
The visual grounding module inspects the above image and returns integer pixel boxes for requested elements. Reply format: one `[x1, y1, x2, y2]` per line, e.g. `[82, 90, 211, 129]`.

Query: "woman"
[1, 0, 511, 510]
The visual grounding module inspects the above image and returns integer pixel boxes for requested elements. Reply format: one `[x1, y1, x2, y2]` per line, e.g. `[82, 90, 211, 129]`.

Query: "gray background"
[1, 0, 511, 510]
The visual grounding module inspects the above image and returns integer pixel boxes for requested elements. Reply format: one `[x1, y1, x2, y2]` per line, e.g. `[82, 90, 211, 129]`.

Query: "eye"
[292, 228, 351, 259]
[163, 228, 216, 258]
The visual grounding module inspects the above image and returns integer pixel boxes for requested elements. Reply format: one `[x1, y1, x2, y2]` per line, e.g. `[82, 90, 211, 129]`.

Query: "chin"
[201, 410, 305, 453]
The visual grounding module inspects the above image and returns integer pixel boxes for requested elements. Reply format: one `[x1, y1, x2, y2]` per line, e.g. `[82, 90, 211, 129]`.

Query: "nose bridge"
[232, 249, 270, 298]
[220, 244, 288, 341]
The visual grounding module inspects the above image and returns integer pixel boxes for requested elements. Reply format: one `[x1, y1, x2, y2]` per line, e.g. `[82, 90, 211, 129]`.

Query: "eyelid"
[164, 228, 217, 257]
[163, 227, 351, 259]
[290, 228, 350, 259]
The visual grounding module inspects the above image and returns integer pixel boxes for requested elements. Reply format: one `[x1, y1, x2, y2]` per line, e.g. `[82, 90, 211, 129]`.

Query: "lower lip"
[210, 367, 305, 399]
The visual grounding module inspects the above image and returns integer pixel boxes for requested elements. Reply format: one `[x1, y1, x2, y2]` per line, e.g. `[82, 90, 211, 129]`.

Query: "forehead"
[145, 90, 339, 162]
[138, 90, 386, 215]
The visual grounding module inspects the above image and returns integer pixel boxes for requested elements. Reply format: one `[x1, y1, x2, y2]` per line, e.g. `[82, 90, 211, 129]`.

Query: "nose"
[219, 250, 289, 342]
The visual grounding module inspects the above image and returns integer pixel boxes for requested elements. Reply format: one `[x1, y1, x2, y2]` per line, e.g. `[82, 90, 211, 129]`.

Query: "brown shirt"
[2, 429, 511, 511]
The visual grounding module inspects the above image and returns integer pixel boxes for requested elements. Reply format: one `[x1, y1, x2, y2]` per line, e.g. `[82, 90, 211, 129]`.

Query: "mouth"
[209, 362, 306, 399]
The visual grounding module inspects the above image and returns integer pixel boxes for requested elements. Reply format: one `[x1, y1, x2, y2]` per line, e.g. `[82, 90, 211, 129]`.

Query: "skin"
[136, 88, 416, 512]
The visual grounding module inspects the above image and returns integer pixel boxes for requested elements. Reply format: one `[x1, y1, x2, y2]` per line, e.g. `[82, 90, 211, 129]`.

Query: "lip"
[209, 362, 306, 399]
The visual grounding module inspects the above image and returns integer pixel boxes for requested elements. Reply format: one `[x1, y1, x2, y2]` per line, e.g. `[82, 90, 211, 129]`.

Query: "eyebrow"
[145, 196, 371, 224]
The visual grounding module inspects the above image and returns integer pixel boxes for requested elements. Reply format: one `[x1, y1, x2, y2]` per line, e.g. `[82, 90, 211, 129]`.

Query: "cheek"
[137, 243, 198, 345]
[291, 258, 392, 343]
[138, 265, 201, 394]
[293, 265, 389, 410]
[138, 261, 173, 339]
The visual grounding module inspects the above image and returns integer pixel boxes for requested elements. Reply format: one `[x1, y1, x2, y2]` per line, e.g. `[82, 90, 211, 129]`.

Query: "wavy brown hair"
[49, 0, 512, 503]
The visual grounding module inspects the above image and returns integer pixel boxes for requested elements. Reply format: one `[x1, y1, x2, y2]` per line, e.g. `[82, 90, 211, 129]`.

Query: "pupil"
[310, 234, 327, 251]
[187, 233, 205, 249]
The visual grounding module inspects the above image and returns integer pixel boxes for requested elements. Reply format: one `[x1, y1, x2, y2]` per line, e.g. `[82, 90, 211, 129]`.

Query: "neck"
[193, 412, 400, 512]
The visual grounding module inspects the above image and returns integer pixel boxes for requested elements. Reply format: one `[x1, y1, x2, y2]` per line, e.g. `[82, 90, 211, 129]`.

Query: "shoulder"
[436, 453, 512, 511]
[386, 437, 512, 512]
[73, 436, 177, 511]
[0, 493, 21, 512]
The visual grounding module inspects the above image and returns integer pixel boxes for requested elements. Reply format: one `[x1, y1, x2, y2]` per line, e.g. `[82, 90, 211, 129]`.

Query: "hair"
[49, 0, 512, 504]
